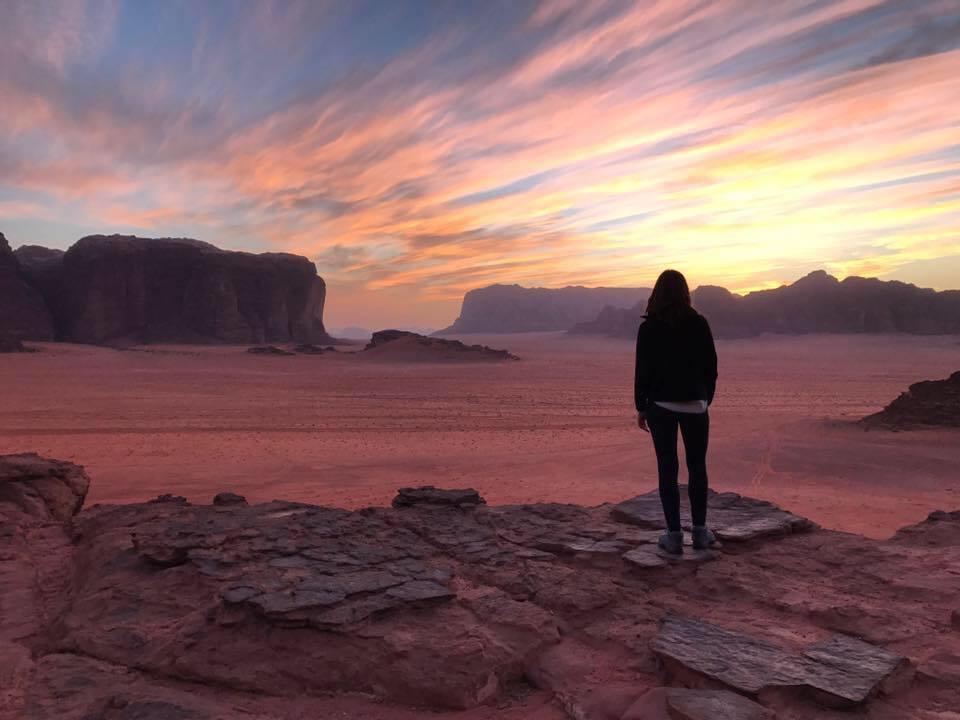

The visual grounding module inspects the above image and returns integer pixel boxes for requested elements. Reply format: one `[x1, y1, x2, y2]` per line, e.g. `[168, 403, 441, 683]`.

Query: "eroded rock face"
[4, 459, 960, 719]
[0, 454, 89, 522]
[0, 232, 55, 342]
[52, 235, 330, 345]
[863, 371, 960, 429]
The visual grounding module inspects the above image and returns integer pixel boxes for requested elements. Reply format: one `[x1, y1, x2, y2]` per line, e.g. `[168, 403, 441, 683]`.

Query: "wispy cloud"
[0, 0, 958, 326]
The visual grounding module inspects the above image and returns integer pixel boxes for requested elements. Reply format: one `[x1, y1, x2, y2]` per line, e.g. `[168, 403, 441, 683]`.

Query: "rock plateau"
[2, 454, 959, 719]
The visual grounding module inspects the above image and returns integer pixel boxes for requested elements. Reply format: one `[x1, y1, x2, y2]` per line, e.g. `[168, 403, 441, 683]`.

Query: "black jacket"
[634, 308, 717, 412]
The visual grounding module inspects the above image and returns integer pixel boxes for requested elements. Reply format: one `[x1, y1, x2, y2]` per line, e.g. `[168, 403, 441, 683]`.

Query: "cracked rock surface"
[2, 455, 959, 720]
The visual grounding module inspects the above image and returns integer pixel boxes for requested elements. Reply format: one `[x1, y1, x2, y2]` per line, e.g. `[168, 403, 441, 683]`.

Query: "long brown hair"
[645, 269, 692, 321]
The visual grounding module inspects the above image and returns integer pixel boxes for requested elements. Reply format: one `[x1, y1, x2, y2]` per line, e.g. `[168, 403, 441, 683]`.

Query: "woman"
[634, 270, 718, 555]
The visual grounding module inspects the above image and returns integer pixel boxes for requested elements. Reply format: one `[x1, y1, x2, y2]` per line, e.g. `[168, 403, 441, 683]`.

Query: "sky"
[1, 0, 959, 329]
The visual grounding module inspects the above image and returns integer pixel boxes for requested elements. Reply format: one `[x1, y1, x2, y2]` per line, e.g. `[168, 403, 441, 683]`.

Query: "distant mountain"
[437, 284, 650, 334]
[571, 271, 960, 338]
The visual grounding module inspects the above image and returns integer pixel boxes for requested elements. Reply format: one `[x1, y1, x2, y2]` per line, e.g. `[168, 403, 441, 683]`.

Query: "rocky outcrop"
[0, 232, 55, 342]
[0, 453, 89, 522]
[3, 455, 960, 719]
[438, 284, 650, 334]
[571, 271, 960, 339]
[863, 371, 960, 429]
[363, 329, 518, 362]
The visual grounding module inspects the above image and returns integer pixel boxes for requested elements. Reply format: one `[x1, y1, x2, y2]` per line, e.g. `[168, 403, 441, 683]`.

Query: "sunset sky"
[1, 1, 959, 328]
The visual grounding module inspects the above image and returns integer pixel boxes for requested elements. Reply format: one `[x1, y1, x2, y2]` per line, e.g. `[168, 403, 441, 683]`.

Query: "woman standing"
[635, 270, 718, 555]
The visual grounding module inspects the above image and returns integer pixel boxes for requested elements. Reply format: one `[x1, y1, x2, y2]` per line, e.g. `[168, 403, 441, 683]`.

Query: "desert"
[1, 332, 958, 538]
[5, 2, 960, 718]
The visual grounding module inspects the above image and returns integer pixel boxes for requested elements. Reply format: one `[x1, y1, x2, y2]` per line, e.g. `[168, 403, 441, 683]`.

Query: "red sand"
[2, 333, 958, 538]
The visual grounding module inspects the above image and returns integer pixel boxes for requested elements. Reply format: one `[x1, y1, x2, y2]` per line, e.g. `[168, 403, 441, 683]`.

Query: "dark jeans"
[646, 403, 709, 532]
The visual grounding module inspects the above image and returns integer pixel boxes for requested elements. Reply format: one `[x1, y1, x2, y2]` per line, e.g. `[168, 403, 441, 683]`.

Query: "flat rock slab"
[612, 489, 812, 542]
[392, 486, 485, 508]
[651, 616, 906, 707]
[665, 688, 775, 720]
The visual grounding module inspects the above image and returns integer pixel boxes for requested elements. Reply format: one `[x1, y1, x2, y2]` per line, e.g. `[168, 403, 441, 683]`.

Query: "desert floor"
[2, 333, 958, 538]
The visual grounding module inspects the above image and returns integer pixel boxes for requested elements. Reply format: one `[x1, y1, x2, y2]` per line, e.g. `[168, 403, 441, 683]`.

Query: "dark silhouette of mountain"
[437, 284, 650, 334]
[0, 233, 55, 343]
[1, 233, 331, 346]
[571, 271, 960, 338]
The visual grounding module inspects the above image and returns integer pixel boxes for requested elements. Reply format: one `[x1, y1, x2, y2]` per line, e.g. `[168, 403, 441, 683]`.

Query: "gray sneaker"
[692, 525, 717, 550]
[658, 530, 684, 555]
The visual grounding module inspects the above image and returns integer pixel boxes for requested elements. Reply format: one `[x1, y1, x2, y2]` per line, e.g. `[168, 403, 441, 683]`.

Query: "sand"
[1, 333, 958, 538]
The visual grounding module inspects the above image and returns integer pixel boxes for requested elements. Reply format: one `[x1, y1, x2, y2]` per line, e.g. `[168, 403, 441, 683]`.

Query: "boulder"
[0, 453, 89, 522]
[212, 492, 247, 507]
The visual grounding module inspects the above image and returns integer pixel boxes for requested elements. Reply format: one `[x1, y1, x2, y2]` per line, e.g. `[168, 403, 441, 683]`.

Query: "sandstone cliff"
[571, 271, 960, 338]
[438, 284, 650, 334]
[2, 234, 332, 345]
[0, 232, 55, 342]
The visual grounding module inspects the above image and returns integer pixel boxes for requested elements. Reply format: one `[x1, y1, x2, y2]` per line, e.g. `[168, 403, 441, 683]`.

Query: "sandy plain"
[1, 332, 958, 538]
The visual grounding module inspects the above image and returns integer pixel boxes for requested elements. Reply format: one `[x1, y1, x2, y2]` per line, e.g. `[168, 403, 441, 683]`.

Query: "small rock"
[221, 585, 260, 604]
[392, 486, 485, 509]
[247, 345, 294, 356]
[664, 688, 774, 720]
[386, 580, 455, 603]
[150, 494, 187, 504]
[213, 491, 247, 507]
[623, 547, 668, 569]
[248, 588, 346, 617]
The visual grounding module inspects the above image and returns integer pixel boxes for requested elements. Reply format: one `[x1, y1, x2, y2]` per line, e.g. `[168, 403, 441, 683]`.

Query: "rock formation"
[0, 233, 332, 346]
[363, 329, 519, 361]
[863, 371, 960, 429]
[438, 284, 650, 334]
[571, 271, 960, 339]
[0, 232, 55, 342]
[3, 454, 960, 719]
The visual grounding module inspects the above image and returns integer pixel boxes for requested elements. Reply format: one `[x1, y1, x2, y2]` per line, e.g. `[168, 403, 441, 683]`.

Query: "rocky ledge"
[2, 456, 959, 720]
